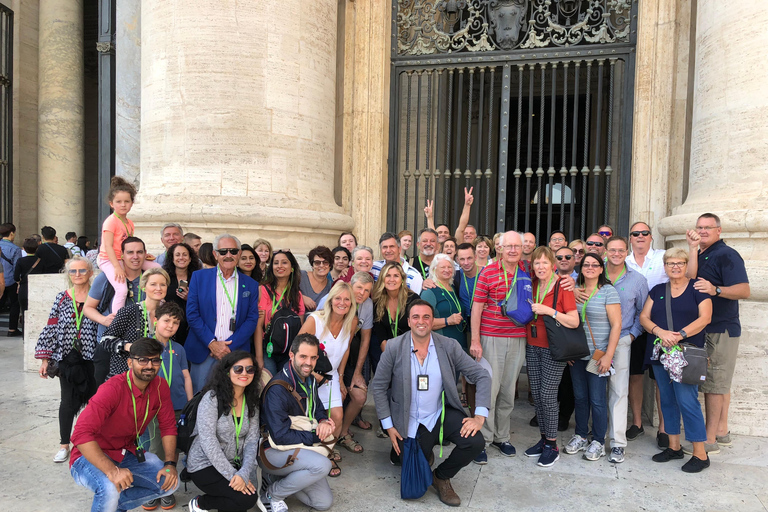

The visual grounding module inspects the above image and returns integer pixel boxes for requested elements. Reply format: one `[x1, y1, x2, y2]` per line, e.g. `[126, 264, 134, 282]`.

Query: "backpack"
[502, 268, 534, 327]
[176, 391, 205, 453]
[264, 288, 302, 358]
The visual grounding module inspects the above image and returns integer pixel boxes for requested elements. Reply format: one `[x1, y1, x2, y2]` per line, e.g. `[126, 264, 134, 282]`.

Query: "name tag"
[417, 375, 429, 391]
[531, 325, 538, 338]
[229, 317, 237, 331]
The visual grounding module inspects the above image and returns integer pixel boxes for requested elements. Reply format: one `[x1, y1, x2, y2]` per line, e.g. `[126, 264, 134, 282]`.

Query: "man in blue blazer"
[186, 234, 260, 392]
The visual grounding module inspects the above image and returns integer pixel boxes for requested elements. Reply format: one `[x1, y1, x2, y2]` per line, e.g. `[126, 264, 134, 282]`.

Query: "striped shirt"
[215, 267, 238, 341]
[371, 258, 424, 294]
[473, 260, 527, 338]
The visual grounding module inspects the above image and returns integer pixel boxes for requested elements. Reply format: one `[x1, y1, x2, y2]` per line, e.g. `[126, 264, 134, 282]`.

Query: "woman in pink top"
[97, 177, 158, 314]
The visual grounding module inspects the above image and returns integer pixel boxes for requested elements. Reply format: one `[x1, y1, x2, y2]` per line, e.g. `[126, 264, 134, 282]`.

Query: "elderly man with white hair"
[185, 234, 261, 392]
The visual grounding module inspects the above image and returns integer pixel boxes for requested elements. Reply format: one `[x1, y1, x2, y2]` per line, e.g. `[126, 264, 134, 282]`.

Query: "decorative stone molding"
[95, 41, 115, 53]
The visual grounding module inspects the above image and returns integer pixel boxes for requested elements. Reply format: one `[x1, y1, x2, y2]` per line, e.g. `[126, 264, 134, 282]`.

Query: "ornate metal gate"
[0, 5, 12, 224]
[387, 0, 638, 247]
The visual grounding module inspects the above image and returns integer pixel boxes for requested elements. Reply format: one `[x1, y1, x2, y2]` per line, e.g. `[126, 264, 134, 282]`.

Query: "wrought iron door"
[387, 0, 638, 245]
[0, 5, 11, 224]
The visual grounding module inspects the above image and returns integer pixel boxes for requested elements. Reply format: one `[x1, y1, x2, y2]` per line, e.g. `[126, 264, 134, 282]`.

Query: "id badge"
[417, 374, 429, 391]
[136, 447, 146, 463]
[531, 325, 537, 338]
[229, 316, 237, 332]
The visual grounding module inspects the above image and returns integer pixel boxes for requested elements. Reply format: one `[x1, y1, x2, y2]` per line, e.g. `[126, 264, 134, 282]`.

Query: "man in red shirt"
[470, 231, 528, 464]
[70, 338, 179, 511]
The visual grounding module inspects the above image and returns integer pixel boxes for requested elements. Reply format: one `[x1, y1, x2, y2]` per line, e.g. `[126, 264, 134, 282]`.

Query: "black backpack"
[176, 391, 205, 454]
[264, 288, 302, 358]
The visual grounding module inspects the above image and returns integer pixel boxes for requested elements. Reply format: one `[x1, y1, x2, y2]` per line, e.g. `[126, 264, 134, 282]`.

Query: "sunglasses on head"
[630, 230, 651, 237]
[217, 248, 240, 256]
[232, 365, 256, 375]
[586, 241, 604, 247]
[556, 255, 573, 261]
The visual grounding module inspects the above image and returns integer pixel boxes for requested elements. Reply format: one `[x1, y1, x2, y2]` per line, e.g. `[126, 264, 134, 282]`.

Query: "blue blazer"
[185, 267, 260, 364]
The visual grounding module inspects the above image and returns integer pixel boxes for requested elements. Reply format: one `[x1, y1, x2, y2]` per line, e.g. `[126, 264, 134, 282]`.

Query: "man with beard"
[260, 333, 335, 512]
[69, 338, 179, 512]
[412, 228, 439, 280]
[185, 234, 261, 392]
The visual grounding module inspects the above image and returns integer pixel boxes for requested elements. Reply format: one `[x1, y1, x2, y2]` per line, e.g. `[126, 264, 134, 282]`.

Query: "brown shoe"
[432, 471, 461, 507]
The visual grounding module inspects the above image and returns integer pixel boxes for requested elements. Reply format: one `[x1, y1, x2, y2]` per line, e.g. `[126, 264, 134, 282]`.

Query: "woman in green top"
[420, 254, 465, 349]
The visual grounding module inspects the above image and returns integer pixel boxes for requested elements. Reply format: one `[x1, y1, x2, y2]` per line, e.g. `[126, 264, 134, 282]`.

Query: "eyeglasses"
[598, 231, 612, 237]
[573, 249, 585, 254]
[550, 237, 565, 243]
[630, 230, 651, 237]
[502, 244, 522, 251]
[581, 263, 602, 269]
[68, 268, 89, 275]
[232, 365, 256, 375]
[132, 356, 162, 366]
[665, 261, 686, 268]
[555, 255, 573, 261]
[606, 248, 627, 254]
[312, 260, 330, 267]
[695, 226, 718, 231]
[216, 248, 240, 256]
[586, 241, 604, 247]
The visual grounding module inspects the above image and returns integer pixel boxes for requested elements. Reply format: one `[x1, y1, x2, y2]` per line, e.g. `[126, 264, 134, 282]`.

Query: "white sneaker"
[583, 440, 606, 461]
[189, 496, 209, 512]
[564, 435, 588, 455]
[608, 447, 625, 463]
[53, 447, 70, 463]
[260, 492, 289, 512]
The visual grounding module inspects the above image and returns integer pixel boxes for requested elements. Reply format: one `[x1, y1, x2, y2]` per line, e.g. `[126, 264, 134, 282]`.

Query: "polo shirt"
[626, 247, 668, 290]
[472, 260, 528, 338]
[697, 240, 749, 336]
[457, 269, 479, 319]
[371, 258, 424, 294]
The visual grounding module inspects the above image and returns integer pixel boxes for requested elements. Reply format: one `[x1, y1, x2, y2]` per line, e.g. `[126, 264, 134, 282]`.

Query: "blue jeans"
[71, 451, 178, 512]
[570, 359, 608, 444]
[190, 356, 217, 393]
[653, 363, 707, 442]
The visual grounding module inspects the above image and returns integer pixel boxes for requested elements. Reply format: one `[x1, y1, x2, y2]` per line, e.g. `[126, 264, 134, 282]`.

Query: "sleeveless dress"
[312, 312, 351, 409]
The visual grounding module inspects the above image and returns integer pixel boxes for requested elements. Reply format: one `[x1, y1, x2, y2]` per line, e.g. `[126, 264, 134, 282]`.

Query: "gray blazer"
[371, 331, 491, 437]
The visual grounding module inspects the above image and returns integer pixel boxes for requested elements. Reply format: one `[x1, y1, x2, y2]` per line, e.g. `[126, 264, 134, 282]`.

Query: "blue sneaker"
[524, 438, 546, 457]
[473, 448, 488, 465]
[537, 445, 560, 467]
[491, 441, 516, 457]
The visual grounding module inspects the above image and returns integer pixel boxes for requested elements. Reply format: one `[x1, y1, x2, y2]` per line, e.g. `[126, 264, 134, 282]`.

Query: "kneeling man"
[372, 299, 491, 506]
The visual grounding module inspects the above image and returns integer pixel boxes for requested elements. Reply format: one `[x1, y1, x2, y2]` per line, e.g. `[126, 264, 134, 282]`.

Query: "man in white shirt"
[371, 232, 423, 294]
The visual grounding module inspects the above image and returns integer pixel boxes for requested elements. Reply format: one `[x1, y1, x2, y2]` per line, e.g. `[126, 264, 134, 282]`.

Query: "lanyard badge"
[126, 372, 150, 463]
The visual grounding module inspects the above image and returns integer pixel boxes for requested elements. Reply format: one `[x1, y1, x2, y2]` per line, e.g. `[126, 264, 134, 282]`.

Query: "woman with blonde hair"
[253, 238, 273, 276]
[297, 281, 358, 476]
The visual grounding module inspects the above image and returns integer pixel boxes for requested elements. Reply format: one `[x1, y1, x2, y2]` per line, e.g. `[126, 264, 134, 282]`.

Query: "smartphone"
[179, 280, 188, 289]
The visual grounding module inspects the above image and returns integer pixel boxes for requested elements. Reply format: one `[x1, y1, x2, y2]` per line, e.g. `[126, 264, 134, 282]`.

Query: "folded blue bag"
[400, 437, 433, 499]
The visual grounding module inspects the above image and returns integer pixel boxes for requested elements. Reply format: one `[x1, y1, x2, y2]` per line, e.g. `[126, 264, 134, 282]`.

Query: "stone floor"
[2, 322, 768, 512]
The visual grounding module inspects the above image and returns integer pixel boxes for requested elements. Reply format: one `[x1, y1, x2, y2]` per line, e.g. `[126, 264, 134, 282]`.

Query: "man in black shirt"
[37, 226, 70, 274]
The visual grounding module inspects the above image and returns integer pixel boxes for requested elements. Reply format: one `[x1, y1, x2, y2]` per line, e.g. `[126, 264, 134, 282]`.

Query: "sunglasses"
[312, 260, 330, 267]
[586, 241, 604, 247]
[556, 255, 573, 261]
[68, 268, 89, 275]
[216, 248, 240, 256]
[630, 230, 651, 237]
[132, 356, 162, 366]
[598, 231, 612, 237]
[573, 249, 585, 254]
[232, 365, 256, 375]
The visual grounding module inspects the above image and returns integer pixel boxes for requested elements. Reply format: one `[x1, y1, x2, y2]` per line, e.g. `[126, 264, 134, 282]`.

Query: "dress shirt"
[610, 267, 649, 339]
[626, 247, 668, 290]
[214, 267, 238, 342]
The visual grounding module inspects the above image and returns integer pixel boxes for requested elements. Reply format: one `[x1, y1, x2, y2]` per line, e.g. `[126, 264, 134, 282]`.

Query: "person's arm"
[185, 272, 216, 346]
[337, 336, 352, 400]
[228, 283, 260, 351]
[453, 187, 474, 243]
[253, 313, 266, 372]
[424, 199, 436, 230]
[100, 308, 134, 353]
[263, 387, 318, 446]
[0, 271, 5, 298]
[681, 297, 713, 338]
[598, 302, 622, 373]
[469, 301, 485, 360]
[352, 328, 371, 389]
[297, 315, 316, 336]
[101, 230, 125, 283]
[77, 441, 134, 490]
[685, 229, 700, 279]
[694, 279, 750, 301]
[197, 392, 238, 480]
[182, 369, 194, 400]
[235, 409, 260, 483]
[630, 278, 649, 339]
[83, 296, 115, 327]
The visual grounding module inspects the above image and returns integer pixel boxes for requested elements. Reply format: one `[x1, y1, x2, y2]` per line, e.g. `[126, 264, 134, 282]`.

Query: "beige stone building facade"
[5, 0, 768, 434]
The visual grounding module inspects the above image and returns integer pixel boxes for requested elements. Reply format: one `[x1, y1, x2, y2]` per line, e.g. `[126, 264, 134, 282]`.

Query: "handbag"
[543, 281, 590, 362]
[664, 282, 708, 385]
[584, 317, 606, 375]
[400, 437, 433, 500]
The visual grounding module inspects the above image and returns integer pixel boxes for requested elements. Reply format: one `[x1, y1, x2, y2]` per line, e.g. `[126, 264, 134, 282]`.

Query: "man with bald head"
[521, 232, 536, 274]
[470, 231, 528, 464]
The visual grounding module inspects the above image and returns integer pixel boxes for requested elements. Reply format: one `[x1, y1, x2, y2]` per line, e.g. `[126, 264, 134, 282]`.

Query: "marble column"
[37, 0, 84, 233]
[131, 0, 353, 254]
[115, 0, 141, 188]
[659, 0, 768, 436]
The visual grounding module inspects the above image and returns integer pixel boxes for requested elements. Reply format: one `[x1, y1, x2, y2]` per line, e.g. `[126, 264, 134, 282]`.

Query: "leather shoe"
[432, 471, 461, 507]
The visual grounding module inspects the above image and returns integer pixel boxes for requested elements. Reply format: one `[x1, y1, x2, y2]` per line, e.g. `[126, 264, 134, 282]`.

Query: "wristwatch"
[164, 461, 177, 468]
[715, 286, 722, 296]
[679, 329, 688, 339]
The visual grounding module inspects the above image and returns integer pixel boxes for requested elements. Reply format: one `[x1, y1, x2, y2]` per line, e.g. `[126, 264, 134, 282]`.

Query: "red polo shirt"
[70, 372, 177, 467]
[473, 260, 528, 338]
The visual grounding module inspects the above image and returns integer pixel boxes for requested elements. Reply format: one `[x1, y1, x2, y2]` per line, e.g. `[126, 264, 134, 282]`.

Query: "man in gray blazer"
[371, 299, 491, 507]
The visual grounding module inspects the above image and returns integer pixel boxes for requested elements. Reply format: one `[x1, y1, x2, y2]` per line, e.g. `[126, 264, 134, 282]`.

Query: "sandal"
[352, 416, 372, 430]
[460, 392, 468, 408]
[338, 434, 364, 454]
[329, 459, 341, 477]
[328, 448, 342, 462]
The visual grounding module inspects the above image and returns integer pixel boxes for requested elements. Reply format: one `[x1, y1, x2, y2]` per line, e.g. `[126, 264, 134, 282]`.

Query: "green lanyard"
[387, 304, 400, 338]
[270, 285, 287, 316]
[218, 268, 238, 319]
[141, 302, 155, 338]
[416, 257, 427, 279]
[160, 340, 173, 388]
[70, 288, 85, 349]
[126, 372, 150, 448]
[437, 281, 461, 315]
[534, 274, 556, 320]
[296, 379, 314, 421]
[580, 285, 599, 323]
[607, 264, 626, 284]
[113, 213, 134, 236]
[501, 263, 519, 302]
[462, 271, 477, 306]
[232, 400, 246, 464]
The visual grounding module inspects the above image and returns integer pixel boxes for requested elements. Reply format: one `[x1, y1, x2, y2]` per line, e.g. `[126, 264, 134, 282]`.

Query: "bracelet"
[553, 311, 558, 319]
[651, 326, 658, 335]
[445, 317, 449, 327]
[163, 461, 177, 468]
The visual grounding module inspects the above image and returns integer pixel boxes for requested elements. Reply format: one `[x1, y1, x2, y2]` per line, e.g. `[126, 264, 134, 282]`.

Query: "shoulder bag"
[665, 282, 708, 385]
[543, 281, 590, 362]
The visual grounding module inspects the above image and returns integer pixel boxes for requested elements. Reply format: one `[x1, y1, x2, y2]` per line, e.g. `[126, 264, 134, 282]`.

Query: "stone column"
[131, 0, 353, 255]
[659, 0, 768, 436]
[37, 0, 84, 233]
[115, 0, 141, 188]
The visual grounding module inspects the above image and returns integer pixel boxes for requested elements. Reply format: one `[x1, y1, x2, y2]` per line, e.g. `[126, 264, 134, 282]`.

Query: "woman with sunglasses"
[568, 239, 586, 269]
[187, 350, 261, 512]
[100, 267, 170, 379]
[35, 256, 99, 463]
[236, 244, 263, 283]
[564, 253, 621, 462]
[253, 238, 273, 277]
[300, 246, 333, 312]
[161, 241, 200, 346]
[255, 250, 305, 377]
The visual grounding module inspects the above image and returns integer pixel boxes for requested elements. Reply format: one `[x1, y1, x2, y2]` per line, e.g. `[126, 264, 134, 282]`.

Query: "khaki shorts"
[700, 331, 740, 394]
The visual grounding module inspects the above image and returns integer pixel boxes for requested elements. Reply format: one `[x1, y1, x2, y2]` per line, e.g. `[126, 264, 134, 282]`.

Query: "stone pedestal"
[658, 0, 768, 437]
[130, 0, 353, 256]
[23, 274, 69, 372]
[37, 0, 84, 233]
[115, 0, 141, 188]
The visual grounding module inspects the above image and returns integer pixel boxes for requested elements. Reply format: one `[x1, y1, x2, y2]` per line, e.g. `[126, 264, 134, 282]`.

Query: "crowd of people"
[0, 178, 750, 511]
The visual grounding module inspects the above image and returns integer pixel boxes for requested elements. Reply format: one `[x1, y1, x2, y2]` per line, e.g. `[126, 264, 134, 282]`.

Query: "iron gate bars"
[0, 5, 12, 224]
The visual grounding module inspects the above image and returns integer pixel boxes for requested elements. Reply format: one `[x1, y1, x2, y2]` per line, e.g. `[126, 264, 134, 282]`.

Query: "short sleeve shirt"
[99, 214, 135, 260]
[160, 340, 190, 411]
[472, 261, 527, 338]
[576, 284, 620, 356]
[457, 270, 479, 319]
[697, 240, 749, 336]
[646, 281, 710, 363]
[258, 285, 306, 325]
[37, 243, 70, 274]
[526, 281, 577, 349]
